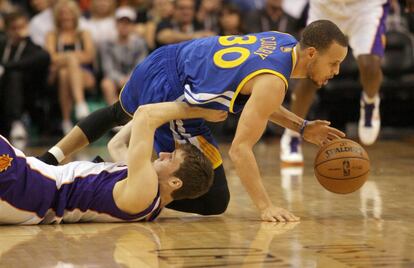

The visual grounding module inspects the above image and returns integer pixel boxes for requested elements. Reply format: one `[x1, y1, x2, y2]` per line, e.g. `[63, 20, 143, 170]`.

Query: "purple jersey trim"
[371, 2, 389, 57]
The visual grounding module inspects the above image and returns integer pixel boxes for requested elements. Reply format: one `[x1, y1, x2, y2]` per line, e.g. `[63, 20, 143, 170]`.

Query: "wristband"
[299, 120, 308, 137]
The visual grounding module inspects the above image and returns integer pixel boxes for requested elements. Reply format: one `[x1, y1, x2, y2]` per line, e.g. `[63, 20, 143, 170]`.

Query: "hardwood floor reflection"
[1, 139, 414, 267]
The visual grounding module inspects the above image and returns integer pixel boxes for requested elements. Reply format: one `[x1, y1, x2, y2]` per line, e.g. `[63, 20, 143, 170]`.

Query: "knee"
[112, 101, 132, 125]
[198, 187, 230, 215]
[66, 55, 80, 67]
[199, 165, 230, 215]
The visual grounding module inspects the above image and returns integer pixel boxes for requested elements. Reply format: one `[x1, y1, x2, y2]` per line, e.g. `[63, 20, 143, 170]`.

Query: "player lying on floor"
[0, 102, 227, 224]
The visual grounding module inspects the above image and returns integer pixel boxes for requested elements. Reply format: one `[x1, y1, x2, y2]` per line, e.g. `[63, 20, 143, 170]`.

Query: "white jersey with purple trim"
[309, 0, 389, 58]
[0, 136, 161, 225]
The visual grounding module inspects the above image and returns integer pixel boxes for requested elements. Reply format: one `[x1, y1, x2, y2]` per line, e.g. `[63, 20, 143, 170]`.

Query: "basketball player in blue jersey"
[39, 20, 347, 222]
[0, 102, 225, 224]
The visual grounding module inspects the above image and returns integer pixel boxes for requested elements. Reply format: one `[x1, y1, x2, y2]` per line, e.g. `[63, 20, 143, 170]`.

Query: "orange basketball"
[314, 139, 370, 194]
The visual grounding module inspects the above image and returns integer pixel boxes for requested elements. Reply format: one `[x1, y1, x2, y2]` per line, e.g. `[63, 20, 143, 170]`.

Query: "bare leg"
[357, 54, 382, 145]
[58, 68, 72, 122]
[66, 56, 86, 104]
[101, 78, 118, 105]
[56, 126, 89, 156]
[39, 102, 131, 165]
[280, 79, 319, 163]
[357, 54, 383, 97]
[82, 69, 96, 90]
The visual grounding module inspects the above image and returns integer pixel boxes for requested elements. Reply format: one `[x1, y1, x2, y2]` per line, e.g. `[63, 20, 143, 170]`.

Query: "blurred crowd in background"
[0, 0, 412, 147]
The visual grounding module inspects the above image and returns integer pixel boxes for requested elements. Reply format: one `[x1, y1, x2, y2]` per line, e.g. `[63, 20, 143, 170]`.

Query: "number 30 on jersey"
[213, 35, 257, 69]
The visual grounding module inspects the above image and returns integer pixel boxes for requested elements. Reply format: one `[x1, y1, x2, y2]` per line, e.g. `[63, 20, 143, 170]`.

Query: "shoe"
[358, 93, 380, 146]
[62, 120, 73, 135]
[75, 102, 89, 120]
[10, 120, 27, 140]
[280, 129, 303, 163]
[10, 120, 27, 150]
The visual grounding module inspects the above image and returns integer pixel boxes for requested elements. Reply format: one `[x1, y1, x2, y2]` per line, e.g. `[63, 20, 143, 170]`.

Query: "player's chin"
[310, 78, 323, 88]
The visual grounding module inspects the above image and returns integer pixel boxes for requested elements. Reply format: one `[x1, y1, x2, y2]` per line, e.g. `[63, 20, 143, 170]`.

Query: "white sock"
[48, 146, 65, 163]
[362, 92, 378, 104]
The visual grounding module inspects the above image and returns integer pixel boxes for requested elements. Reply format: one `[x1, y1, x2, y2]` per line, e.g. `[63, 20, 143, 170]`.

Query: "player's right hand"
[260, 206, 300, 222]
[303, 120, 345, 147]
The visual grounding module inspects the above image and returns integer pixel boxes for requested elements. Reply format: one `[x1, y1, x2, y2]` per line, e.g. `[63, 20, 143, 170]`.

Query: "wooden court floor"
[0, 139, 413, 267]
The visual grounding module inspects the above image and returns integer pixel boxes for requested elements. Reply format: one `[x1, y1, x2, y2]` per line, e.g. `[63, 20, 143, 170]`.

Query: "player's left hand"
[260, 206, 300, 222]
[303, 120, 345, 147]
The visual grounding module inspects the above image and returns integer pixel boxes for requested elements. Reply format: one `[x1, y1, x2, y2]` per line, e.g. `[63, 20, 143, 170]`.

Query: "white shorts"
[308, 0, 389, 58]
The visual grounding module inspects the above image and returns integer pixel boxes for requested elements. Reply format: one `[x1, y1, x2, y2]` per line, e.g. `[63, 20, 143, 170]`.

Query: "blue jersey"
[175, 31, 297, 113]
[0, 136, 161, 225]
[119, 32, 297, 168]
[120, 31, 297, 115]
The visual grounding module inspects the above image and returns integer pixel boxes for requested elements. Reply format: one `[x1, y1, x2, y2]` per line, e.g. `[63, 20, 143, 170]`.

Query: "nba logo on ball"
[314, 139, 370, 194]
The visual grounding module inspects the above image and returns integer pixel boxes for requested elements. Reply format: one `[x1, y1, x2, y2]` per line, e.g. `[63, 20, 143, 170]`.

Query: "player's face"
[153, 150, 185, 179]
[306, 42, 348, 88]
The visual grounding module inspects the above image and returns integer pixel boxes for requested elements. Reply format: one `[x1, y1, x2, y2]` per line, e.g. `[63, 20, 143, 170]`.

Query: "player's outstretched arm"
[228, 74, 299, 222]
[269, 107, 345, 146]
[113, 102, 227, 214]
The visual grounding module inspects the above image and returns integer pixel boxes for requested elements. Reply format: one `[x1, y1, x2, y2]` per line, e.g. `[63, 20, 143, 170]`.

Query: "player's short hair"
[300, 20, 348, 52]
[171, 144, 214, 200]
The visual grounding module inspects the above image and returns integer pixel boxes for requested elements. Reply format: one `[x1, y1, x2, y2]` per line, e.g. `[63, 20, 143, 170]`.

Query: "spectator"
[45, 0, 96, 134]
[155, 0, 214, 48]
[0, 0, 16, 31]
[0, 11, 50, 146]
[130, 0, 150, 23]
[196, 0, 222, 33]
[29, 0, 88, 47]
[27, 0, 51, 17]
[0, 0, 15, 14]
[83, 0, 117, 47]
[148, 0, 174, 22]
[227, 0, 265, 13]
[245, 0, 299, 37]
[143, 0, 174, 50]
[218, 4, 245, 35]
[100, 7, 148, 105]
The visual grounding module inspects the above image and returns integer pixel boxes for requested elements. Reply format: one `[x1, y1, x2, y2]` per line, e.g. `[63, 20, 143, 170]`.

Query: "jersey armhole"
[229, 69, 288, 113]
[119, 85, 134, 118]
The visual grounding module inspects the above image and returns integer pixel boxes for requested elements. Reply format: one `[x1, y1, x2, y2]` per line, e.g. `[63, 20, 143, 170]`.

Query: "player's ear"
[306, 46, 317, 59]
[168, 177, 183, 190]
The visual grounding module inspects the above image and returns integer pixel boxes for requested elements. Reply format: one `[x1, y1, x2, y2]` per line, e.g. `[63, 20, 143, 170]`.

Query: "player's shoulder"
[250, 31, 297, 41]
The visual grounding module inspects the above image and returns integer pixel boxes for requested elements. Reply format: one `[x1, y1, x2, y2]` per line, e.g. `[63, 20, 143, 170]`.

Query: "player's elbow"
[107, 138, 120, 155]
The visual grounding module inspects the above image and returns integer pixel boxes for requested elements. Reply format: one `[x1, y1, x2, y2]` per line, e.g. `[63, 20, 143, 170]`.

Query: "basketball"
[314, 139, 370, 194]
